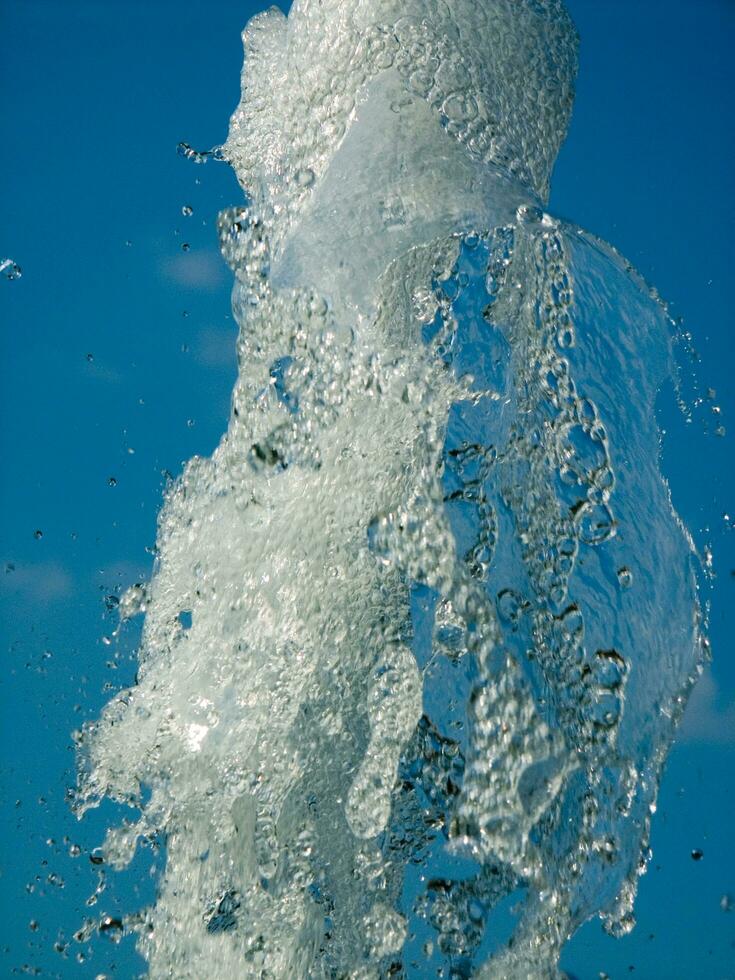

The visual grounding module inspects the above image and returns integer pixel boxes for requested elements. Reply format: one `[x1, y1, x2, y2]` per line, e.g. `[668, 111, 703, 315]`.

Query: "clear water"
[73, 2, 706, 977]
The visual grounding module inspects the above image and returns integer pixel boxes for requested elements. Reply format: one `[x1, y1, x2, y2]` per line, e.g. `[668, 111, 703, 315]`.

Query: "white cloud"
[191, 326, 238, 369]
[159, 251, 227, 292]
[679, 668, 735, 745]
[1, 561, 74, 603]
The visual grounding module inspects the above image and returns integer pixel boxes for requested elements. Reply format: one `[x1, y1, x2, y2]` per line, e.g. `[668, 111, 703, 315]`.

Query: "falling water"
[74, 1, 705, 977]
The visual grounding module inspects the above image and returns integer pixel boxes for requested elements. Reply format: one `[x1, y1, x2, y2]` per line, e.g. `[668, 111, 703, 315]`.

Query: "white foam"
[77, 2, 703, 976]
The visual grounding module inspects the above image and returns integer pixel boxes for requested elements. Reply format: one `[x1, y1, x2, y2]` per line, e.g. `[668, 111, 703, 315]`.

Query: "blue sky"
[1, 1, 733, 977]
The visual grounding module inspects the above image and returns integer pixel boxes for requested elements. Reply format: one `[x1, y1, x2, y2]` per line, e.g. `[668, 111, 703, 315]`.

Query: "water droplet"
[99, 915, 123, 941]
[1, 258, 22, 280]
[177, 141, 207, 164]
[119, 583, 147, 620]
[181, 204, 194, 217]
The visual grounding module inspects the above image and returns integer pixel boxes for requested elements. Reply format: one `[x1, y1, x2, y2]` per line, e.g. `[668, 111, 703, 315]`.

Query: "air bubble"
[496, 588, 526, 626]
[295, 168, 315, 188]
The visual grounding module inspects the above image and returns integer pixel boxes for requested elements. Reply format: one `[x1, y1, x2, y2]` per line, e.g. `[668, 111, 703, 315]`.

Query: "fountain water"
[76, 2, 704, 976]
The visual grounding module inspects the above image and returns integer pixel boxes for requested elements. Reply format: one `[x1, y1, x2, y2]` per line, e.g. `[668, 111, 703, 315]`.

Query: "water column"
[77, 2, 703, 976]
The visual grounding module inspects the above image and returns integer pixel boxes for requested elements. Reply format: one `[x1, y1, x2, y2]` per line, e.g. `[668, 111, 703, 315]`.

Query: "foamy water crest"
[74, 1, 705, 976]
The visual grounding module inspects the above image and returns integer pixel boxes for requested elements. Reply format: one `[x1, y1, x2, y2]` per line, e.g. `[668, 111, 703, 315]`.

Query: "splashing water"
[1, 257, 22, 280]
[75, 1, 705, 977]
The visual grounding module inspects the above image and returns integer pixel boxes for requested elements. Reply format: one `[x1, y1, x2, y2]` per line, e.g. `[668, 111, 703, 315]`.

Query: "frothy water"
[74, 1, 705, 976]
